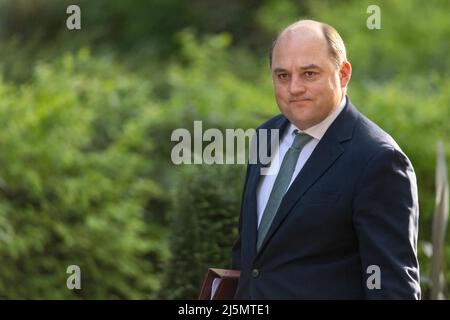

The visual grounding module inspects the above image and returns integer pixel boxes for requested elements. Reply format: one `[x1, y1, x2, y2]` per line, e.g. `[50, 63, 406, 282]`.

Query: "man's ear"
[339, 61, 352, 88]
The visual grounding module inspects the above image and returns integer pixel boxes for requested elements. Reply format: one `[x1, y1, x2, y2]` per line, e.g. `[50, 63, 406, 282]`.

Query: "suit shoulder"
[257, 114, 287, 130]
[353, 113, 408, 162]
[355, 114, 401, 149]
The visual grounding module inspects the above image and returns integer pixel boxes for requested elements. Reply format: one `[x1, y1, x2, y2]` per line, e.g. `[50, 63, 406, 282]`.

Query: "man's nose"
[288, 76, 307, 95]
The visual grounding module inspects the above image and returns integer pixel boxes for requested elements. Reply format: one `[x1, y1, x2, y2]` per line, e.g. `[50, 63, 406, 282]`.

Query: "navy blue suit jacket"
[231, 99, 420, 299]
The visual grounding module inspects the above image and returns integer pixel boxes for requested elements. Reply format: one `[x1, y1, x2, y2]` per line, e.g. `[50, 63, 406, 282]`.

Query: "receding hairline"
[269, 20, 347, 68]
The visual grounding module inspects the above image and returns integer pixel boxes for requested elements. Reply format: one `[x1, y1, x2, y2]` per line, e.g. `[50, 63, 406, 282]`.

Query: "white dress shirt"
[256, 97, 347, 227]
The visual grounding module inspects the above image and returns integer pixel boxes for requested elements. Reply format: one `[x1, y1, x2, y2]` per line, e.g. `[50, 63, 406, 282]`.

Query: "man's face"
[271, 30, 350, 130]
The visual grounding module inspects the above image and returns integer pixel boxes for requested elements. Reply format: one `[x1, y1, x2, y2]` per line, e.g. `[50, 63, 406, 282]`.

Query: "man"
[231, 20, 420, 299]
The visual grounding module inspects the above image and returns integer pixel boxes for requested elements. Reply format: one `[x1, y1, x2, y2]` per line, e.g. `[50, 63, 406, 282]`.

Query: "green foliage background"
[0, 0, 448, 299]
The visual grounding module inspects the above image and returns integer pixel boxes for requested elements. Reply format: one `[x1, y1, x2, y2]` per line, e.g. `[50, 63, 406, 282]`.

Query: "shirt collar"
[288, 96, 347, 140]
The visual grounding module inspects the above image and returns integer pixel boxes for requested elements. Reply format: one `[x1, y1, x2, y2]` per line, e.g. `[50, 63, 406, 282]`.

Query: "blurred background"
[0, 0, 448, 299]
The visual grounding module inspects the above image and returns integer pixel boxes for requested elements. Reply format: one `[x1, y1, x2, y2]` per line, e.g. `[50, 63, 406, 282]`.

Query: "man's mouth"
[289, 98, 311, 103]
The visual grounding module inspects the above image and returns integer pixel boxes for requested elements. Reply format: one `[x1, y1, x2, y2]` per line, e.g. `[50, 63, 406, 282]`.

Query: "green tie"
[257, 131, 313, 251]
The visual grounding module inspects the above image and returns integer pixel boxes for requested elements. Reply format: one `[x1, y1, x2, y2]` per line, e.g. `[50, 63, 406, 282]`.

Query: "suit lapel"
[256, 100, 360, 254]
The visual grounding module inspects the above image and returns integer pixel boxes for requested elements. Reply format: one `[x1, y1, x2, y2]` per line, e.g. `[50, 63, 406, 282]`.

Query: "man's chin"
[288, 117, 312, 130]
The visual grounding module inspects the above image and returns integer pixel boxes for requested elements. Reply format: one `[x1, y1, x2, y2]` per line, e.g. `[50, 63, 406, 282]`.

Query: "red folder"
[198, 268, 240, 300]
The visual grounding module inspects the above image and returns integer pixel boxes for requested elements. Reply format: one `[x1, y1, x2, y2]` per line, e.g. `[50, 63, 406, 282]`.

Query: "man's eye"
[278, 73, 289, 80]
[305, 71, 317, 78]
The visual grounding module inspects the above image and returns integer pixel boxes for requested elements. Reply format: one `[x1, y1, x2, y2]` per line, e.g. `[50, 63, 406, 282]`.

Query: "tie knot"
[291, 130, 313, 150]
